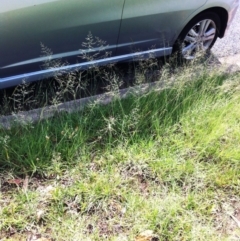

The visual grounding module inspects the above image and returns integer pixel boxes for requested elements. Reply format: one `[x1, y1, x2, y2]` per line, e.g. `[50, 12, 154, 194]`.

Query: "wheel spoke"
[180, 16, 218, 60]
[182, 43, 196, 56]
[199, 20, 211, 36]
[205, 28, 216, 36]
[202, 35, 215, 42]
[189, 28, 198, 37]
[204, 28, 216, 37]
[185, 35, 197, 43]
[203, 28, 216, 41]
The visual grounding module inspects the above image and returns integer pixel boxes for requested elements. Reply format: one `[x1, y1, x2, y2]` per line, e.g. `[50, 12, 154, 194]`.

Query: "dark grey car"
[0, 0, 239, 89]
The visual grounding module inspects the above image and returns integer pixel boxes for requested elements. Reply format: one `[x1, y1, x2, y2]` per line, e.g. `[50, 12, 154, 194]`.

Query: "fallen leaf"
[230, 214, 240, 228]
[22, 175, 29, 192]
[35, 238, 51, 241]
[27, 235, 51, 241]
[135, 230, 159, 241]
[36, 209, 45, 222]
[27, 234, 51, 241]
[7, 179, 23, 185]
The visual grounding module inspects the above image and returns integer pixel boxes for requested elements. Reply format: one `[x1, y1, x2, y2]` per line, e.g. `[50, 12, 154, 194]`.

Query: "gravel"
[212, 7, 240, 57]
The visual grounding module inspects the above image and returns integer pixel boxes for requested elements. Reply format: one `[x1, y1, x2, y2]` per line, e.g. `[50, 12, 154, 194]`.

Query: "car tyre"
[173, 12, 221, 61]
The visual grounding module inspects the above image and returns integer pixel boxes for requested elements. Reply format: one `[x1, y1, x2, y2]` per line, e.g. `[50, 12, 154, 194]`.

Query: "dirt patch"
[212, 195, 240, 239]
[119, 161, 162, 197]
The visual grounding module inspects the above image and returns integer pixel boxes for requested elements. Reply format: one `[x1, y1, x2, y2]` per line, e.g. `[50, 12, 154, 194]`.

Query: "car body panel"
[0, 0, 239, 89]
[206, 0, 239, 31]
[117, 0, 207, 55]
[0, 0, 125, 80]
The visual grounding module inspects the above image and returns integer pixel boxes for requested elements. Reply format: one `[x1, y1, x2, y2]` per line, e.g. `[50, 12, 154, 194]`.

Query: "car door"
[117, 0, 207, 57]
[0, 0, 125, 80]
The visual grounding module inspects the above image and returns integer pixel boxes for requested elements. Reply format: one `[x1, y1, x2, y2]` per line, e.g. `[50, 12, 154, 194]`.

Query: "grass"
[0, 60, 240, 240]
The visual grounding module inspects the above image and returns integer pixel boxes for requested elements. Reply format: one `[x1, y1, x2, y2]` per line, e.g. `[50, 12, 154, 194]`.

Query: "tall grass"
[1, 39, 240, 240]
[0, 59, 236, 175]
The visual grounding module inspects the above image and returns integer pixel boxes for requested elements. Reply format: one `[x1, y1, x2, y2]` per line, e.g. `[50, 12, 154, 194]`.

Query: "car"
[0, 0, 239, 89]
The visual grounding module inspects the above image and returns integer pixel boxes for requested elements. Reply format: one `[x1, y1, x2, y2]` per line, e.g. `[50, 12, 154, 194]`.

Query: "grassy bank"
[0, 63, 240, 240]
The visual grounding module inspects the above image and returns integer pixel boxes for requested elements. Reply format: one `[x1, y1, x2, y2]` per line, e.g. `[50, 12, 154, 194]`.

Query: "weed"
[1, 35, 240, 240]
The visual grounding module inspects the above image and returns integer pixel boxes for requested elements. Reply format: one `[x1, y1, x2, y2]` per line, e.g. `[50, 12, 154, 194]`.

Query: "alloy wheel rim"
[182, 19, 217, 59]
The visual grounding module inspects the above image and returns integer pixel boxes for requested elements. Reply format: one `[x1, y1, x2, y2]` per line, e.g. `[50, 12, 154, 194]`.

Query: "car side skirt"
[0, 47, 172, 89]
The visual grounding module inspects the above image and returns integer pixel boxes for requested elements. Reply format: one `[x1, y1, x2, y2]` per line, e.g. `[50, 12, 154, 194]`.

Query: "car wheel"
[173, 12, 221, 60]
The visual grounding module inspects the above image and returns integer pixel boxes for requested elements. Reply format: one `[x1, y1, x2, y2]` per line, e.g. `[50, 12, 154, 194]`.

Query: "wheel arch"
[198, 7, 228, 38]
[172, 7, 228, 52]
